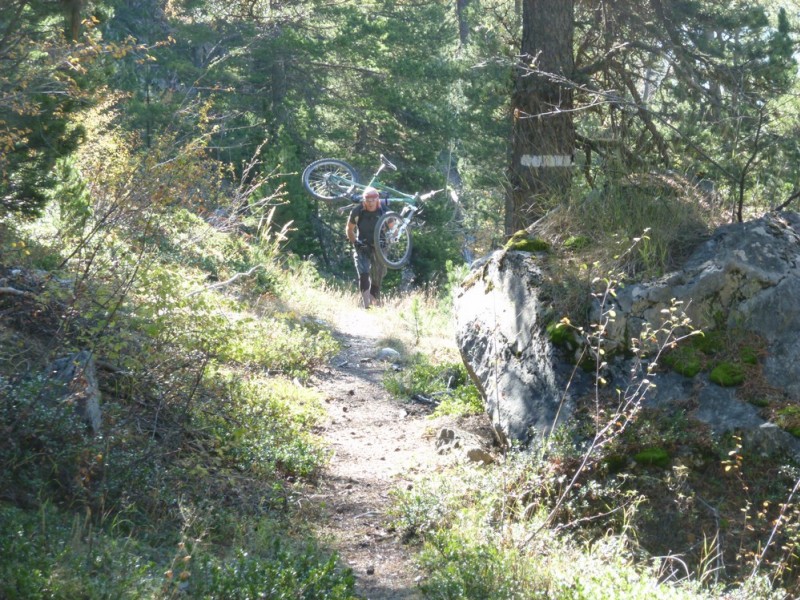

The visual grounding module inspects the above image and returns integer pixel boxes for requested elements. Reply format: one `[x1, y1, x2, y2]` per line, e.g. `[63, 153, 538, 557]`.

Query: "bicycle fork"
[388, 207, 416, 242]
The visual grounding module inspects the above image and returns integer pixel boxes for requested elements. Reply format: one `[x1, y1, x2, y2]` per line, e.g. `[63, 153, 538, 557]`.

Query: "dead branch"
[773, 189, 800, 213]
[0, 286, 36, 298]
[186, 265, 265, 297]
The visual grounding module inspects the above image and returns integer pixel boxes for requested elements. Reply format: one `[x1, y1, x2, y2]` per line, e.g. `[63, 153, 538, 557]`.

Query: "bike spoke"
[376, 213, 411, 268]
[302, 159, 359, 201]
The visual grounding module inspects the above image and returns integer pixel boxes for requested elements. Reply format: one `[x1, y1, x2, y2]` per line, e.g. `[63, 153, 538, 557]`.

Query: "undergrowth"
[387, 244, 800, 599]
[0, 118, 356, 598]
[384, 353, 483, 417]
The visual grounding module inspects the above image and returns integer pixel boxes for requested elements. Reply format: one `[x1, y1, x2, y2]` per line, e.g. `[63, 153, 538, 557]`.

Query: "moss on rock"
[633, 447, 670, 468]
[547, 321, 573, 348]
[663, 345, 703, 378]
[504, 230, 549, 253]
[776, 406, 800, 438]
[709, 362, 745, 387]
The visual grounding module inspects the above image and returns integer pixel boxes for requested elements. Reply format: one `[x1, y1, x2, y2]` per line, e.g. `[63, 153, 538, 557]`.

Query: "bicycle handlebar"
[419, 189, 444, 201]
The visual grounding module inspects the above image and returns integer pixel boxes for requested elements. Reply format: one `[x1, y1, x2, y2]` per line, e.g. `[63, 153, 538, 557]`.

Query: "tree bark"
[456, 0, 469, 46]
[507, 0, 575, 235]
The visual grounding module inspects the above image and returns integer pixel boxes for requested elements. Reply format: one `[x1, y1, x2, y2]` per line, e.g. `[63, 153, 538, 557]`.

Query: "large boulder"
[454, 212, 800, 456]
[608, 212, 800, 397]
[454, 250, 592, 446]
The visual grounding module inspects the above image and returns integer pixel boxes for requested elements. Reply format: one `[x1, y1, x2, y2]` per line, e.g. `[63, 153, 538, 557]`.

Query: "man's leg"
[360, 274, 371, 309]
[354, 247, 372, 309]
[369, 249, 388, 307]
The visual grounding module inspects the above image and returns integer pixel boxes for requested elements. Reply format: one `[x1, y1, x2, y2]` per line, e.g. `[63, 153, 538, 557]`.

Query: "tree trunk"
[506, 0, 575, 235]
[62, 0, 83, 41]
[456, 0, 469, 45]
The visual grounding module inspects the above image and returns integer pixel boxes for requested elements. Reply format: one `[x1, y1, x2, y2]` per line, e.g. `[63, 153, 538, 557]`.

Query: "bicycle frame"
[362, 155, 419, 205]
[302, 154, 444, 268]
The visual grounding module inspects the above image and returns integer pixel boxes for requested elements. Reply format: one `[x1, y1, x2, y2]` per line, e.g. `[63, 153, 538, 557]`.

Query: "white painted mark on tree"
[520, 154, 573, 167]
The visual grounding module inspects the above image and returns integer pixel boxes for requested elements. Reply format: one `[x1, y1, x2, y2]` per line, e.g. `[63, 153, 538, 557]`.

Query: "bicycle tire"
[374, 211, 412, 269]
[302, 159, 360, 201]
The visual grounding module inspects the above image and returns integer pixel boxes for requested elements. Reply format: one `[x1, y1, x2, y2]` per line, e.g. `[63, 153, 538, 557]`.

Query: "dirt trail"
[307, 307, 492, 600]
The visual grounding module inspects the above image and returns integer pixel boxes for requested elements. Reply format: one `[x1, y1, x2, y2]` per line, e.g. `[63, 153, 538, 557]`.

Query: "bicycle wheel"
[375, 211, 412, 269]
[302, 159, 360, 201]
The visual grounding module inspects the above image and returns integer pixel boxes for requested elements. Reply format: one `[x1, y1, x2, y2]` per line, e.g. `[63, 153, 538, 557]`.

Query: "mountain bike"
[301, 155, 443, 269]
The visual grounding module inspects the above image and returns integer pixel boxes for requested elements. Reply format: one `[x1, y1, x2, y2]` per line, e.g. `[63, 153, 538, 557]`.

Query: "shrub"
[219, 316, 339, 379]
[194, 373, 329, 479]
[188, 545, 355, 599]
[0, 374, 99, 506]
[384, 355, 483, 417]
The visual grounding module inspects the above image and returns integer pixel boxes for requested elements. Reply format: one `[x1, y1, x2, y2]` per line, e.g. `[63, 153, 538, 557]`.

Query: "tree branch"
[186, 265, 265, 297]
[772, 189, 800, 213]
[0, 286, 36, 298]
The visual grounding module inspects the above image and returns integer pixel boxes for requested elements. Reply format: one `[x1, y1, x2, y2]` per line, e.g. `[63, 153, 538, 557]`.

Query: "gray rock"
[49, 351, 101, 435]
[609, 213, 800, 397]
[465, 446, 494, 465]
[454, 250, 592, 446]
[375, 347, 401, 362]
[454, 212, 800, 458]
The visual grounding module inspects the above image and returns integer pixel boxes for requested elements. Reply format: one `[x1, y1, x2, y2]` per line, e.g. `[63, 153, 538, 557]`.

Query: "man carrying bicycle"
[346, 186, 387, 309]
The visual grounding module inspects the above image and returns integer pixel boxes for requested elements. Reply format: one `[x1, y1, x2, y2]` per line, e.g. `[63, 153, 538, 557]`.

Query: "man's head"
[362, 187, 380, 211]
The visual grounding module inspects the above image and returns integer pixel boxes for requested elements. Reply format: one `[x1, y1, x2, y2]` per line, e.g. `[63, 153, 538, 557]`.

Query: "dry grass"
[532, 172, 729, 280]
[258, 261, 461, 365]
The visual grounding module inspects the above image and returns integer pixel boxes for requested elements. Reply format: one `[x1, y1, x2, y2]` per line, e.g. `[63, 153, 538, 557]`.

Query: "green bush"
[195, 373, 328, 478]
[389, 479, 454, 542]
[384, 355, 483, 417]
[0, 374, 98, 505]
[219, 316, 339, 379]
[189, 545, 355, 599]
[0, 504, 159, 599]
[419, 530, 527, 599]
[0, 504, 355, 600]
[417, 526, 715, 600]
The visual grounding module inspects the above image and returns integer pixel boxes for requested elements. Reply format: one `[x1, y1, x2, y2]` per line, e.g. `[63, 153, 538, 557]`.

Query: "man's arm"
[346, 216, 357, 244]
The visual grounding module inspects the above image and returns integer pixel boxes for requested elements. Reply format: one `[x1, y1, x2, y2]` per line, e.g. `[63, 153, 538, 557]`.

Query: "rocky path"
[306, 307, 493, 599]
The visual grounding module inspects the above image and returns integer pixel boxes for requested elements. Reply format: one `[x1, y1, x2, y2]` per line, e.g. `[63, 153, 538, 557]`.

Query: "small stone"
[366, 565, 375, 575]
[466, 446, 494, 465]
[376, 347, 401, 361]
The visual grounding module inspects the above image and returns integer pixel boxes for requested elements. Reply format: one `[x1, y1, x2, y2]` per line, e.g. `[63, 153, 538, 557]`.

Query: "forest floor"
[305, 303, 495, 600]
